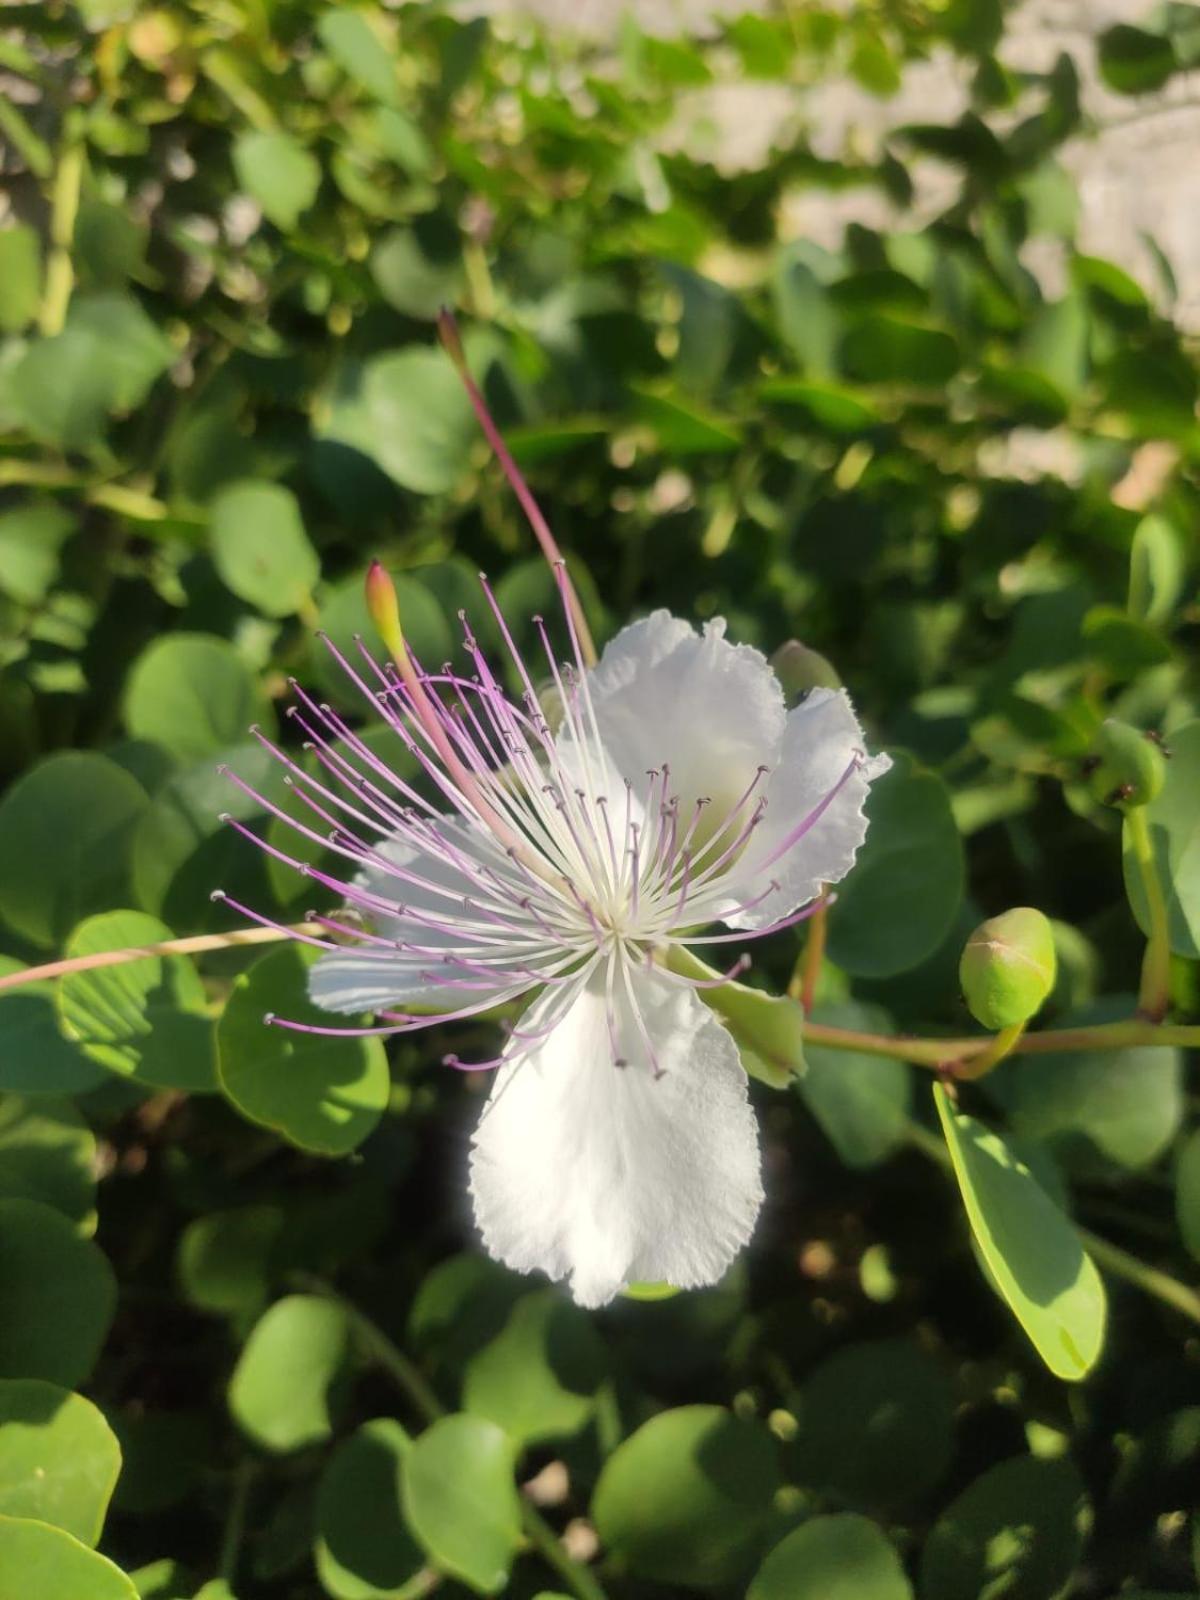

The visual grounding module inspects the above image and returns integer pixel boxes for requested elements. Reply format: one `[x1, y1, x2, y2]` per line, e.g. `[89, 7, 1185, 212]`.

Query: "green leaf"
[315, 1418, 425, 1600]
[56, 911, 216, 1092]
[1098, 24, 1177, 93]
[123, 634, 273, 764]
[790, 1339, 953, 1509]
[462, 1289, 607, 1448]
[370, 216, 464, 321]
[841, 317, 960, 385]
[759, 378, 881, 432]
[0, 1379, 120, 1545]
[228, 1295, 351, 1453]
[10, 293, 173, 449]
[0, 503, 75, 605]
[994, 1001, 1182, 1175]
[800, 1002, 911, 1168]
[0, 226, 40, 333]
[216, 945, 390, 1156]
[826, 753, 964, 978]
[749, 1515, 913, 1600]
[317, 9, 400, 104]
[232, 132, 320, 231]
[209, 482, 319, 618]
[633, 389, 742, 454]
[0, 1515, 136, 1600]
[0, 753, 148, 948]
[1176, 1128, 1200, 1264]
[592, 1405, 780, 1587]
[1124, 720, 1200, 959]
[0, 1099, 97, 1232]
[0, 1199, 116, 1387]
[1128, 514, 1186, 625]
[400, 1414, 522, 1595]
[318, 350, 476, 495]
[176, 1206, 284, 1320]
[918, 1454, 1088, 1600]
[0, 961, 109, 1098]
[934, 1083, 1106, 1381]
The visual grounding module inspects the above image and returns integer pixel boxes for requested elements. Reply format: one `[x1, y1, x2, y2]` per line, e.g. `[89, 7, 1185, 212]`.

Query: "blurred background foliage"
[1, 0, 1200, 1596]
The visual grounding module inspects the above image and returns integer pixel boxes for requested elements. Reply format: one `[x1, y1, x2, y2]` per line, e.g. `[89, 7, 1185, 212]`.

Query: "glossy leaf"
[749, 1515, 913, 1600]
[315, 1418, 425, 1600]
[799, 1002, 911, 1167]
[209, 481, 319, 617]
[0, 1200, 116, 1387]
[934, 1084, 1106, 1381]
[228, 1295, 351, 1453]
[216, 945, 389, 1157]
[123, 635, 273, 765]
[0, 1379, 121, 1545]
[462, 1288, 607, 1447]
[232, 132, 320, 231]
[0, 1515, 136, 1600]
[0, 1098, 97, 1231]
[1123, 720, 1200, 959]
[400, 1414, 521, 1594]
[57, 910, 215, 1092]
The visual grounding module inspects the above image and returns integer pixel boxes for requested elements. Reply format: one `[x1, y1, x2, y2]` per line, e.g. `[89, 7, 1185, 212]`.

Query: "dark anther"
[1079, 755, 1102, 776]
[1105, 783, 1136, 805]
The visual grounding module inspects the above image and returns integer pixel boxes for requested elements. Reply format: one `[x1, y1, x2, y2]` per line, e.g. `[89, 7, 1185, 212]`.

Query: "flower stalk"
[1125, 805, 1173, 1021]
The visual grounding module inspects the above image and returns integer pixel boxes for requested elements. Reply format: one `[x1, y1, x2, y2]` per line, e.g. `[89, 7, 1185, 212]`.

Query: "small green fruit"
[1084, 718, 1167, 809]
[960, 907, 1057, 1030]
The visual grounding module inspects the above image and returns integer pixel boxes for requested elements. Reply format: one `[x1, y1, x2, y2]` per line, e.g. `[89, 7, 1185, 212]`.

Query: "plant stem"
[953, 1021, 1026, 1081]
[217, 1460, 256, 1588]
[1126, 806, 1173, 1021]
[793, 900, 827, 1016]
[298, 1277, 610, 1600]
[0, 922, 322, 993]
[39, 138, 84, 336]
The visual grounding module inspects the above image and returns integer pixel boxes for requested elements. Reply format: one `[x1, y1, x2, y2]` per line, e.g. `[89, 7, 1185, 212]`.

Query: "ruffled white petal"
[719, 687, 891, 930]
[586, 610, 786, 819]
[308, 820, 534, 1015]
[468, 966, 763, 1308]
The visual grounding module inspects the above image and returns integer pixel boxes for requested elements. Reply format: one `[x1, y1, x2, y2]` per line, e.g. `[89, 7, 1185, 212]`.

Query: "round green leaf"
[919, 1454, 1088, 1600]
[0, 753, 147, 948]
[0, 961, 108, 1097]
[123, 634, 273, 765]
[1123, 720, 1200, 959]
[800, 1002, 911, 1168]
[1098, 23, 1177, 93]
[176, 1205, 284, 1319]
[826, 753, 964, 978]
[109, 1409, 207, 1516]
[841, 316, 960, 385]
[1176, 1128, 1200, 1264]
[462, 1289, 607, 1448]
[400, 1414, 520, 1595]
[1128, 514, 1185, 625]
[370, 217, 463, 321]
[232, 131, 320, 232]
[316, 1418, 425, 1600]
[0, 1515, 136, 1600]
[592, 1405, 780, 1587]
[791, 1339, 953, 1509]
[317, 350, 476, 496]
[216, 945, 389, 1156]
[130, 742, 285, 931]
[209, 481, 319, 617]
[934, 1084, 1106, 1381]
[0, 1199, 116, 1387]
[0, 1099, 97, 1232]
[749, 1515, 913, 1600]
[0, 503, 75, 605]
[994, 1001, 1182, 1174]
[228, 1295, 351, 1454]
[57, 911, 215, 1092]
[0, 1379, 120, 1545]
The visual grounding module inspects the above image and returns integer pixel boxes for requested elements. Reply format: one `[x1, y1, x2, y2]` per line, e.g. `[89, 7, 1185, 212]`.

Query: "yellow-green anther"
[960, 907, 1057, 1031]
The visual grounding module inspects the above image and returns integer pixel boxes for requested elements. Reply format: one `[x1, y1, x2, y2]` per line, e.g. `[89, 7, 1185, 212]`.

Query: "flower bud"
[959, 907, 1057, 1030]
[770, 640, 842, 700]
[364, 561, 406, 667]
[1083, 718, 1167, 809]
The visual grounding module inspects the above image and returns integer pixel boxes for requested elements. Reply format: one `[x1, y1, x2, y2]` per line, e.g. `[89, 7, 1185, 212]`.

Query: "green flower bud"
[769, 640, 842, 701]
[959, 907, 1057, 1030]
[1083, 718, 1167, 809]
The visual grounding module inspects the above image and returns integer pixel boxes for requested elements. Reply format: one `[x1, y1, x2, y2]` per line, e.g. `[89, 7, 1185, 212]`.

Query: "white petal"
[308, 819, 532, 1015]
[469, 966, 763, 1307]
[719, 687, 891, 930]
[586, 611, 785, 817]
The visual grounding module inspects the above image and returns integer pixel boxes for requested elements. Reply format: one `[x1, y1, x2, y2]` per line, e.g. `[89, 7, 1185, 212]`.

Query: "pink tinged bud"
[364, 561, 406, 667]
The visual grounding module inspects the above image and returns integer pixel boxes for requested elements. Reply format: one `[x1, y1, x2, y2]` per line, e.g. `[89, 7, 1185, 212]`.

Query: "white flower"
[221, 575, 889, 1308]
